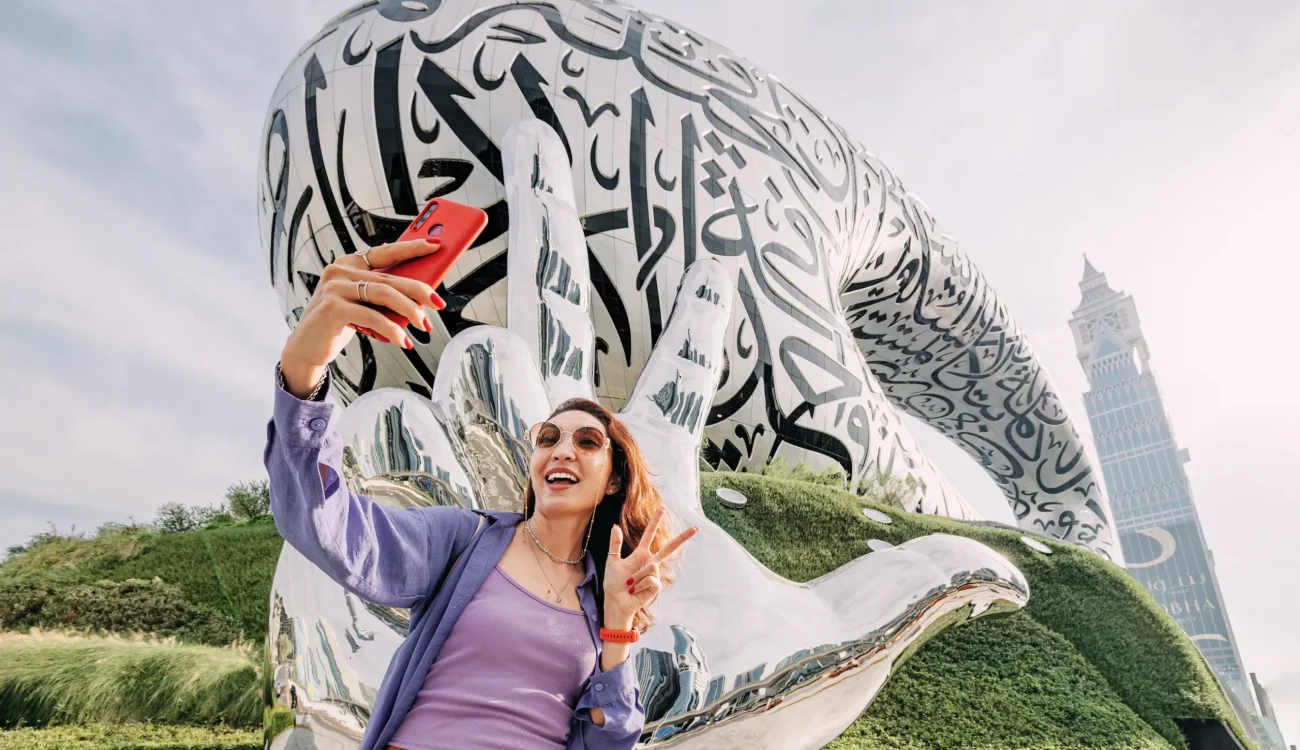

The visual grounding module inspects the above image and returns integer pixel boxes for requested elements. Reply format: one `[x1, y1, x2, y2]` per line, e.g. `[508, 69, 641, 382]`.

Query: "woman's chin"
[534, 486, 596, 516]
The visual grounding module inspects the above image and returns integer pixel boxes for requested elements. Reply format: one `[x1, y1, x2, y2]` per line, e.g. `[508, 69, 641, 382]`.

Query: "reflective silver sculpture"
[266, 119, 1030, 749]
[258, 0, 1119, 559]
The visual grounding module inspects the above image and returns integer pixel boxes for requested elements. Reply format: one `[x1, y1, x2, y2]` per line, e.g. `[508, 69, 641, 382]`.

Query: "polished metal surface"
[259, 0, 1120, 561]
[1020, 536, 1054, 555]
[266, 120, 1030, 749]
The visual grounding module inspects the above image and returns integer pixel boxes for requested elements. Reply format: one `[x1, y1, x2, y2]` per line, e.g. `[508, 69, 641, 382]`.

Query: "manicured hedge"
[0, 578, 243, 647]
[0, 723, 258, 750]
[699, 471, 1249, 750]
[828, 612, 1173, 750]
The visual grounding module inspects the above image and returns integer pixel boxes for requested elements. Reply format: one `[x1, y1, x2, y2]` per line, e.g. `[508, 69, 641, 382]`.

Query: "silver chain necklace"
[524, 537, 572, 604]
[524, 518, 583, 565]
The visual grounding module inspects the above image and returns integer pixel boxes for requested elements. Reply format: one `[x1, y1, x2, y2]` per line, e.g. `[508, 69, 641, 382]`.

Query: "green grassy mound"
[830, 613, 1172, 750]
[700, 472, 1248, 750]
[0, 723, 258, 750]
[0, 519, 283, 645]
[0, 632, 261, 729]
[0, 473, 1251, 749]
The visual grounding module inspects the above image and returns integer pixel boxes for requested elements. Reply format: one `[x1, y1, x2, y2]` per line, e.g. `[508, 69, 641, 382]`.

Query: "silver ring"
[357, 280, 370, 304]
[357, 248, 374, 269]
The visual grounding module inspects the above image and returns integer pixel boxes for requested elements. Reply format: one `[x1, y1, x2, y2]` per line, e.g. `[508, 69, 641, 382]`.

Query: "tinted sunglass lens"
[575, 427, 605, 452]
[533, 423, 560, 447]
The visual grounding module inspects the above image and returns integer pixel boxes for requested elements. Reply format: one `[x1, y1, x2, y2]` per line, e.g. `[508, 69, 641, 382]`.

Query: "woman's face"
[529, 410, 618, 518]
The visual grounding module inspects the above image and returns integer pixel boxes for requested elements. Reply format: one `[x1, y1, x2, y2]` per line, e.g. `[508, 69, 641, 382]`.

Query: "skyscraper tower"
[1068, 258, 1252, 708]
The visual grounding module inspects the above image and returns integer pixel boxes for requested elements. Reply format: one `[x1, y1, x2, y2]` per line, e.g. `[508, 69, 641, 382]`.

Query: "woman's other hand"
[279, 240, 442, 397]
[603, 508, 697, 629]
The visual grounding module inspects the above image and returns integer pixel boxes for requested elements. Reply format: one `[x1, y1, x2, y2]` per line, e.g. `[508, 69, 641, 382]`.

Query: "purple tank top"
[387, 565, 597, 750]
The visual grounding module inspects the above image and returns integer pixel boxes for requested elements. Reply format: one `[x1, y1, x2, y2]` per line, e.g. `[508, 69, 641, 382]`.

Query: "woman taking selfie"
[264, 237, 697, 750]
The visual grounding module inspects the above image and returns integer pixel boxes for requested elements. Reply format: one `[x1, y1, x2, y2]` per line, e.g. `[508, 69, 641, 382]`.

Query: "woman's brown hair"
[522, 397, 675, 632]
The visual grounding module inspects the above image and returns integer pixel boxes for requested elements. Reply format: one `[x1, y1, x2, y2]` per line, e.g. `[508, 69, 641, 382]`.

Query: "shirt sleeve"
[574, 652, 645, 748]
[264, 364, 477, 608]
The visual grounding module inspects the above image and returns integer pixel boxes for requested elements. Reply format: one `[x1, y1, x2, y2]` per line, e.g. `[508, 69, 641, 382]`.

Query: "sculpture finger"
[334, 388, 481, 513]
[429, 326, 551, 510]
[503, 117, 594, 407]
[621, 258, 733, 442]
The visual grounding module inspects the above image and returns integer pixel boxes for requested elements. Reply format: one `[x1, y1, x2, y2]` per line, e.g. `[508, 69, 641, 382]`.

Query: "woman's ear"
[605, 476, 622, 495]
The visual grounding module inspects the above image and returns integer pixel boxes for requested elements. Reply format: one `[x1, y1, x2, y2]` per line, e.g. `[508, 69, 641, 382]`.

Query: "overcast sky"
[0, 0, 1295, 740]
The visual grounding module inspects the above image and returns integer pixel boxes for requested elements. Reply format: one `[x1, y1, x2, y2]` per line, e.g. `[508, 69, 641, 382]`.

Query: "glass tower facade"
[1068, 258, 1252, 708]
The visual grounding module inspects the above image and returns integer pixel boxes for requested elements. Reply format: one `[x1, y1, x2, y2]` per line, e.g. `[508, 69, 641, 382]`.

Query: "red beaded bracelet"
[599, 627, 639, 643]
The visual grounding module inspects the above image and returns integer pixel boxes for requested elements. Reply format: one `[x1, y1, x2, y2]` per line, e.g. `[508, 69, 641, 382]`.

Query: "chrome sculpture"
[259, 0, 1119, 559]
[265, 119, 1030, 749]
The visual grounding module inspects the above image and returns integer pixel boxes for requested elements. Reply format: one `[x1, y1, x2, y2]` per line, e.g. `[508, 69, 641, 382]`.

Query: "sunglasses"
[527, 422, 611, 455]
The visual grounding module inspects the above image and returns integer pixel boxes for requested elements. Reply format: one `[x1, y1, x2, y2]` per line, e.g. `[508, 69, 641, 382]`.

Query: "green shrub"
[0, 631, 260, 729]
[0, 524, 284, 645]
[0, 722, 258, 750]
[0, 578, 242, 647]
[225, 481, 270, 522]
[262, 706, 295, 746]
[759, 456, 848, 488]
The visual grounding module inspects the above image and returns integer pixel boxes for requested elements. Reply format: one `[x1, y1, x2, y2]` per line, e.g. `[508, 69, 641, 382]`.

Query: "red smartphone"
[352, 197, 488, 341]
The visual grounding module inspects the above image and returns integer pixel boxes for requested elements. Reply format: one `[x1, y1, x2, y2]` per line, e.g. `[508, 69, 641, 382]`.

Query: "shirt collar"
[579, 551, 599, 588]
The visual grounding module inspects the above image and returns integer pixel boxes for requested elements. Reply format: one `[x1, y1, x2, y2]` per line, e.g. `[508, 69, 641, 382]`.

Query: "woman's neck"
[527, 510, 589, 561]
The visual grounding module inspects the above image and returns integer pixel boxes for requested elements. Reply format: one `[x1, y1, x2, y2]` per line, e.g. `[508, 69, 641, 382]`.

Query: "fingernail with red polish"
[628, 587, 635, 595]
[626, 578, 634, 586]
[404, 336, 413, 349]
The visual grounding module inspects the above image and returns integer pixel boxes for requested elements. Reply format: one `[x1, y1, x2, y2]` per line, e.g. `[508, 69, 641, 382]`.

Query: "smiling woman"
[265, 119, 709, 750]
[268, 250, 689, 750]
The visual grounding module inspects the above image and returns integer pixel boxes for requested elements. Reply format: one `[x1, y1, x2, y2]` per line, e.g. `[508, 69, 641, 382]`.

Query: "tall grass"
[0, 631, 261, 729]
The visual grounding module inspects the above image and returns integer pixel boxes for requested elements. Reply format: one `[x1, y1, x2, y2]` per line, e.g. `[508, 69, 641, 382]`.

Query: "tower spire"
[1082, 254, 1101, 280]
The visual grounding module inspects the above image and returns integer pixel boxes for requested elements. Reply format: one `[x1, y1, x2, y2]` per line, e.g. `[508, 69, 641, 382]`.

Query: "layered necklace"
[523, 512, 596, 604]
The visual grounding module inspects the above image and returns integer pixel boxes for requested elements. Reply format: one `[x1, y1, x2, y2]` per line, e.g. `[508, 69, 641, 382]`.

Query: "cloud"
[0, 2, 330, 553]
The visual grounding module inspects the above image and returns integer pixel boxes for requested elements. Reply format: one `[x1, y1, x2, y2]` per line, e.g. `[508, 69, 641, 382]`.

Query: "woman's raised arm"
[265, 238, 476, 608]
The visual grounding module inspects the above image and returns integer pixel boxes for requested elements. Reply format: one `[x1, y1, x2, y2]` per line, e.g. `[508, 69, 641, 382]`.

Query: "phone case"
[351, 198, 488, 341]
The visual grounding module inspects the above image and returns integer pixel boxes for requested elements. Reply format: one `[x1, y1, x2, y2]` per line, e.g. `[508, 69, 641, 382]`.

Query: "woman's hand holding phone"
[279, 239, 443, 399]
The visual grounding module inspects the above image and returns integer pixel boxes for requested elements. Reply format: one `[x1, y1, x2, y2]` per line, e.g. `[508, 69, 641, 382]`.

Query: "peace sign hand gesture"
[603, 508, 697, 629]
[307, 118, 1029, 749]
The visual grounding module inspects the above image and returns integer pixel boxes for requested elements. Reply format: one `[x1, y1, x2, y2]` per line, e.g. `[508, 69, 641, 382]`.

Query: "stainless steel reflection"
[430, 331, 550, 511]
[266, 119, 1031, 749]
[336, 388, 480, 511]
[261, 0, 1121, 560]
